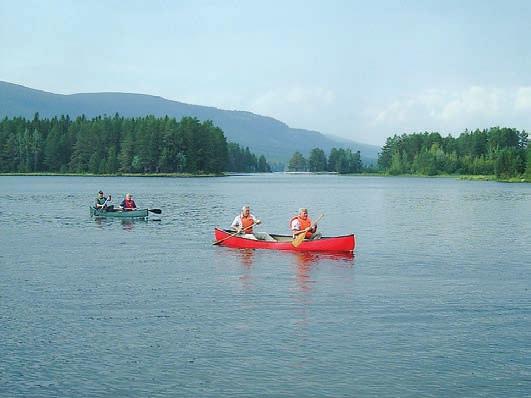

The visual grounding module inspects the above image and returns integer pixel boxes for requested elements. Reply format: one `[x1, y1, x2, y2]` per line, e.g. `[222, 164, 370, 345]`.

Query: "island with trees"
[0, 114, 270, 175]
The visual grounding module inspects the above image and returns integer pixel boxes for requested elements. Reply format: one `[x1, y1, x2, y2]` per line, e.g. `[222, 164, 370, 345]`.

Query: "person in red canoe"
[290, 208, 322, 240]
[119, 193, 137, 211]
[231, 205, 275, 241]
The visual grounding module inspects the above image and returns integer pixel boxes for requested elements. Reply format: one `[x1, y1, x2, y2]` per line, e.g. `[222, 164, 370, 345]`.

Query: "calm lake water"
[1, 174, 530, 397]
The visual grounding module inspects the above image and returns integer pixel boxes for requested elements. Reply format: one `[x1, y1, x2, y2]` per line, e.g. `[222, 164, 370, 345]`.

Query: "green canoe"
[90, 207, 149, 218]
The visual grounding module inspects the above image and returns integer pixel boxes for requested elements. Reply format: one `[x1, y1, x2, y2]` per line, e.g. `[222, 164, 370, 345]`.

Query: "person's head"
[298, 208, 308, 219]
[241, 205, 250, 217]
[98, 190, 104, 197]
[126, 193, 132, 200]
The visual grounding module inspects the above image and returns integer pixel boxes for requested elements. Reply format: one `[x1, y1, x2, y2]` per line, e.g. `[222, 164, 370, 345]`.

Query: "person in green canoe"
[95, 190, 106, 209]
[120, 193, 137, 211]
[103, 194, 114, 211]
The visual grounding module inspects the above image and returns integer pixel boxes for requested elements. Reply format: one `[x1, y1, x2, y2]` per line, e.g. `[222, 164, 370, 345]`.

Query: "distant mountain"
[0, 81, 380, 163]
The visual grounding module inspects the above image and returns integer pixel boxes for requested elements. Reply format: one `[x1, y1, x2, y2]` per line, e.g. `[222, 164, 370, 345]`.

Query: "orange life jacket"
[241, 215, 254, 233]
[289, 215, 313, 238]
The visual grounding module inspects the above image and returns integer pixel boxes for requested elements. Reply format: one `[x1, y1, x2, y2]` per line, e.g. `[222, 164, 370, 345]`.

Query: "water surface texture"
[1, 175, 530, 397]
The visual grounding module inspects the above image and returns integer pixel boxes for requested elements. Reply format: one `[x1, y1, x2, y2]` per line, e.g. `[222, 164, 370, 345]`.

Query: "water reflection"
[295, 253, 313, 293]
[92, 218, 148, 231]
[121, 219, 135, 231]
[292, 251, 355, 266]
[236, 249, 255, 288]
[293, 252, 355, 292]
[237, 249, 255, 268]
[232, 248, 355, 292]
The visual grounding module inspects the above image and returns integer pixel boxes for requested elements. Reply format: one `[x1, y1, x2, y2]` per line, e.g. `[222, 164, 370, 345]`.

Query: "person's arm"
[291, 219, 306, 236]
[132, 200, 137, 210]
[251, 215, 261, 225]
[231, 216, 241, 232]
[309, 218, 317, 232]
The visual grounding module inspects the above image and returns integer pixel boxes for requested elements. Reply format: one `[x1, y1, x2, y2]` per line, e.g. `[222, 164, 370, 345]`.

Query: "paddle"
[292, 214, 324, 248]
[148, 209, 162, 214]
[213, 222, 257, 246]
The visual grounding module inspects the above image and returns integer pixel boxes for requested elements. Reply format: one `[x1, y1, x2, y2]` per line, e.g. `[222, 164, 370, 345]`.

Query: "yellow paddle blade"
[291, 213, 324, 247]
[291, 231, 306, 247]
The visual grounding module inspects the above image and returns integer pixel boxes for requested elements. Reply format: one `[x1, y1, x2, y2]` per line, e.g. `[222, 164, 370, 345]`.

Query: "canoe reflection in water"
[121, 219, 135, 231]
[293, 251, 355, 293]
[293, 251, 354, 266]
[232, 249, 354, 268]
[237, 249, 255, 268]
[93, 217, 148, 231]
[236, 249, 256, 289]
[231, 248, 355, 292]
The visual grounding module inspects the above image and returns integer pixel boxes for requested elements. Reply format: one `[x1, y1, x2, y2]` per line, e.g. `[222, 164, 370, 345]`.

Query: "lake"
[1, 174, 530, 397]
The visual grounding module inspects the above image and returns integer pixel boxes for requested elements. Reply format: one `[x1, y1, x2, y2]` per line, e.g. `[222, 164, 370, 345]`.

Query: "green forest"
[2, 114, 529, 180]
[0, 114, 270, 174]
[287, 127, 530, 180]
[287, 147, 363, 173]
[377, 127, 529, 178]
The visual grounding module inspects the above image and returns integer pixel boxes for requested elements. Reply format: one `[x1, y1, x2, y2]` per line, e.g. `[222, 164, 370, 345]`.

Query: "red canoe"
[214, 228, 356, 252]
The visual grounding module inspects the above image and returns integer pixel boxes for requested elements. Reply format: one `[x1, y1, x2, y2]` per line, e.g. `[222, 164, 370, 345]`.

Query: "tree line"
[287, 147, 363, 173]
[377, 127, 529, 178]
[0, 114, 271, 174]
[227, 142, 271, 172]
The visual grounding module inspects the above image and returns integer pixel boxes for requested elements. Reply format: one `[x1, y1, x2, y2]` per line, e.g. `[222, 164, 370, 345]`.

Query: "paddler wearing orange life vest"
[231, 205, 276, 241]
[290, 208, 322, 240]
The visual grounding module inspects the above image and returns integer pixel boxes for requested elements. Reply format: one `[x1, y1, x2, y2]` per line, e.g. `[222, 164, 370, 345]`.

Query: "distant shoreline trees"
[287, 127, 529, 179]
[377, 128, 528, 178]
[227, 142, 271, 173]
[0, 114, 271, 174]
[287, 147, 363, 174]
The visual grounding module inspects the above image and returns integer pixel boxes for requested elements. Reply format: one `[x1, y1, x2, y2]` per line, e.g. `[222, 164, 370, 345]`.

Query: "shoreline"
[0, 172, 528, 182]
[331, 172, 530, 183]
[0, 172, 225, 178]
[457, 175, 529, 183]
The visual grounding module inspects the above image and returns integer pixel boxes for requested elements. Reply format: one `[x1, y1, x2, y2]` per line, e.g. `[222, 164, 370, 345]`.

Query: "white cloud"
[250, 87, 336, 118]
[370, 86, 531, 134]
[439, 87, 503, 121]
[515, 87, 531, 111]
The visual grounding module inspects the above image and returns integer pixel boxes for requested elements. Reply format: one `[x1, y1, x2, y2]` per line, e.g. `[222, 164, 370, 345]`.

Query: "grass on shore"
[341, 171, 530, 182]
[458, 174, 530, 183]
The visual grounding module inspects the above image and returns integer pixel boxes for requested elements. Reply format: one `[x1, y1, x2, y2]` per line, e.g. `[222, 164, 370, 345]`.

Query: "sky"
[2, 0, 531, 145]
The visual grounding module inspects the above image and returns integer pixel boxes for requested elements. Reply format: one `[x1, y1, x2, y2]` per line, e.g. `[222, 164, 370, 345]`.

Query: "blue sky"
[1, 0, 531, 145]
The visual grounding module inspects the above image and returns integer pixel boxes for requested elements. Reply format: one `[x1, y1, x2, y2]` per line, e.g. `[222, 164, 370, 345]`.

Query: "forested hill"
[0, 81, 380, 163]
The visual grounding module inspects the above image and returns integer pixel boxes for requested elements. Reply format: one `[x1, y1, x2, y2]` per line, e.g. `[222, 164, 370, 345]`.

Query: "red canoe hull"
[214, 228, 356, 252]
